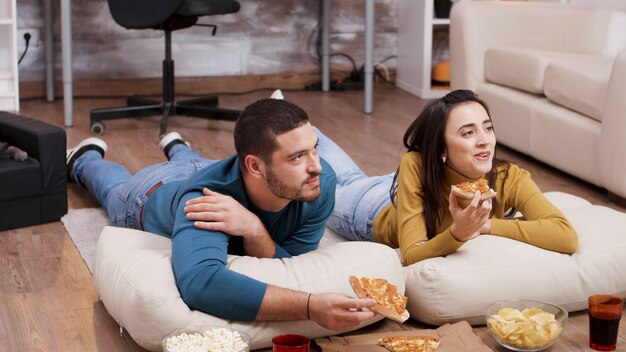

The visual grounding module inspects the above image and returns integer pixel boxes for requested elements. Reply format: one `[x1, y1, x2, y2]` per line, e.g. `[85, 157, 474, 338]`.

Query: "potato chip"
[487, 307, 563, 350]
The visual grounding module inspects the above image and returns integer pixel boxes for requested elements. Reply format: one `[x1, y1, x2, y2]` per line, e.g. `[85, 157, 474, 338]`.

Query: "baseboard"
[19, 68, 396, 100]
[607, 192, 626, 208]
[19, 71, 335, 99]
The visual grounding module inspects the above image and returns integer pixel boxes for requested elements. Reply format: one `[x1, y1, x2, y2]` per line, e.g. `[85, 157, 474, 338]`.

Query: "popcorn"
[165, 328, 248, 352]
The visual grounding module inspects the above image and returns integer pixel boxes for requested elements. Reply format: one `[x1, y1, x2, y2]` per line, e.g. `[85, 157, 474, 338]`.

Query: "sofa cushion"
[484, 47, 607, 97]
[94, 226, 404, 351]
[404, 192, 626, 325]
[485, 47, 575, 94]
[544, 55, 613, 122]
[0, 158, 42, 201]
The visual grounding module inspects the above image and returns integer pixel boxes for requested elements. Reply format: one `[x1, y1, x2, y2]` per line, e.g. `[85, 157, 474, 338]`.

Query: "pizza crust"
[349, 276, 410, 323]
[451, 179, 496, 201]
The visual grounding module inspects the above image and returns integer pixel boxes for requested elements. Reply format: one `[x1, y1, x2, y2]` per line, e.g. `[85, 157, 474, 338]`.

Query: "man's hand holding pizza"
[308, 293, 377, 330]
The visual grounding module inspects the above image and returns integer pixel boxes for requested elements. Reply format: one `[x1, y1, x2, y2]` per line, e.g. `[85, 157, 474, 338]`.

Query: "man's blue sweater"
[141, 155, 336, 321]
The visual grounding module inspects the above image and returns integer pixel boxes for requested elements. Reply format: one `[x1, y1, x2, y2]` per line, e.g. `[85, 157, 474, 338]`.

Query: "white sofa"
[450, 1, 626, 201]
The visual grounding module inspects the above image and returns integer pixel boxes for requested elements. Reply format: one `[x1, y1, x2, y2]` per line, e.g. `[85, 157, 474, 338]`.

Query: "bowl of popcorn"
[485, 300, 567, 351]
[162, 327, 251, 352]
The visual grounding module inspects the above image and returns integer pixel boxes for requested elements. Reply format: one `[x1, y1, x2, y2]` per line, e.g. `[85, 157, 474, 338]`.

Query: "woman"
[318, 89, 578, 266]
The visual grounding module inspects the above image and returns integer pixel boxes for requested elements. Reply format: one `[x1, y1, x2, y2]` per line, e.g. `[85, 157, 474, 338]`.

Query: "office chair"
[90, 0, 241, 136]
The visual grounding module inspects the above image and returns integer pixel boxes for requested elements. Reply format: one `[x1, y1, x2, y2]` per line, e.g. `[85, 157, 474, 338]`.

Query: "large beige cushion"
[94, 227, 404, 351]
[485, 47, 556, 94]
[484, 47, 597, 94]
[404, 192, 626, 325]
[544, 56, 613, 121]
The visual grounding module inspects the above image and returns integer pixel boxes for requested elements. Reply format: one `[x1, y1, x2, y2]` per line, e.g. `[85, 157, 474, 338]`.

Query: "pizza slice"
[349, 276, 410, 323]
[451, 178, 496, 200]
[377, 336, 441, 352]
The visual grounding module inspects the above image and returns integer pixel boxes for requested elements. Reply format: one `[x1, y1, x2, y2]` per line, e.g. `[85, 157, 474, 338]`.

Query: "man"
[67, 98, 375, 330]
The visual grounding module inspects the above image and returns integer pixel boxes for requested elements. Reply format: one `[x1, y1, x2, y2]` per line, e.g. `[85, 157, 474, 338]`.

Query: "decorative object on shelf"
[434, 0, 453, 18]
[432, 27, 450, 86]
[432, 61, 451, 86]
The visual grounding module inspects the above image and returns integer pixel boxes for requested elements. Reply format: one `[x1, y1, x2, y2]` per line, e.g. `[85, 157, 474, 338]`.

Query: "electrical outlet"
[17, 28, 40, 48]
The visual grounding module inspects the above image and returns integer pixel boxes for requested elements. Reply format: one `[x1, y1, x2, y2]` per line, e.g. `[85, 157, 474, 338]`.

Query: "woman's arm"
[489, 167, 578, 254]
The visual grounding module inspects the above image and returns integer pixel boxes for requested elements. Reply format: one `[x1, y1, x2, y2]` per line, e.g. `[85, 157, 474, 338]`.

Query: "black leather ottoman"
[0, 112, 67, 231]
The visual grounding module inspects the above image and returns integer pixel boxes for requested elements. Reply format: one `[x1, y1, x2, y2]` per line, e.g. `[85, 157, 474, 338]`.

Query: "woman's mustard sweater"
[373, 152, 578, 266]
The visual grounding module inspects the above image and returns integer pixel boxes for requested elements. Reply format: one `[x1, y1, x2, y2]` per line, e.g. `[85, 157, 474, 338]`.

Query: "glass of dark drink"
[588, 294, 623, 351]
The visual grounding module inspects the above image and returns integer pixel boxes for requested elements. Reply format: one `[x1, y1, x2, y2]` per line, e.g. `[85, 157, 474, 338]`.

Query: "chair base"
[90, 95, 240, 136]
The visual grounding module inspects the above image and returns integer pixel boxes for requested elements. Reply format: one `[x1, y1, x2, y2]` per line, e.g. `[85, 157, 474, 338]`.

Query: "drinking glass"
[588, 294, 623, 351]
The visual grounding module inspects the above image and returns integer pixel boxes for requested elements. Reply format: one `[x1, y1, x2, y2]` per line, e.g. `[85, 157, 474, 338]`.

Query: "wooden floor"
[2, 84, 625, 351]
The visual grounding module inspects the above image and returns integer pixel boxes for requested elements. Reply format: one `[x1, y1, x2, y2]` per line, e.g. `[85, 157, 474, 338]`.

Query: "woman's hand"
[448, 190, 492, 241]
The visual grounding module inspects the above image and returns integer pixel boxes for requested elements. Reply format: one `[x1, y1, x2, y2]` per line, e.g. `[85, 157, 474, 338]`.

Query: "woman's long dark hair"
[390, 89, 508, 239]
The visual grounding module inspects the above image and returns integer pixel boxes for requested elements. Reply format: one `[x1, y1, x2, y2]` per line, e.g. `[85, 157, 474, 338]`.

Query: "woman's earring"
[442, 156, 446, 164]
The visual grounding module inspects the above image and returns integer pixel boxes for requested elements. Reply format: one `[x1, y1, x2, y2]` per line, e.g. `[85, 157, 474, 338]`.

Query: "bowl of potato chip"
[485, 300, 567, 351]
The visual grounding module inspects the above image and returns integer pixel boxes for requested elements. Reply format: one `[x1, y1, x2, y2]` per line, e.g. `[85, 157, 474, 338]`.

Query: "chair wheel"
[91, 122, 105, 135]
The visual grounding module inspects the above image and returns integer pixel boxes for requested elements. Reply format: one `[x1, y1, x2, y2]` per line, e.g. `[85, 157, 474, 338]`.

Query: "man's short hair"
[234, 98, 310, 170]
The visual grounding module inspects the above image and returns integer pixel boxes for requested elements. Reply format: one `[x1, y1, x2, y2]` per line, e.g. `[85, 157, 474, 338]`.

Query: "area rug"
[61, 208, 111, 274]
[61, 208, 345, 275]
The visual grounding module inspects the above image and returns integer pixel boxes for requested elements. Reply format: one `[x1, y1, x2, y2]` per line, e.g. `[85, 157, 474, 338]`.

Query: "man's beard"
[266, 166, 321, 202]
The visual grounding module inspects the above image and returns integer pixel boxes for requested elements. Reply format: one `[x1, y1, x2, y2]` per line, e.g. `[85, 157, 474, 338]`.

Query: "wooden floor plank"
[0, 256, 31, 295]
[21, 255, 99, 314]
[0, 293, 56, 352]
[47, 308, 104, 352]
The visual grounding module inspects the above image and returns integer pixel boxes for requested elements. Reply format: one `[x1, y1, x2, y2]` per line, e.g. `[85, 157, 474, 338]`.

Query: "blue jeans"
[71, 145, 217, 229]
[316, 128, 393, 241]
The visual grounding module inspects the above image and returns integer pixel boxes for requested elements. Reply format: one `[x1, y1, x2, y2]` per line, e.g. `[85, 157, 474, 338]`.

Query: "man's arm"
[175, 193, 376, 329]
[185, 177, 335, 258]
[258, 286, 377, 331]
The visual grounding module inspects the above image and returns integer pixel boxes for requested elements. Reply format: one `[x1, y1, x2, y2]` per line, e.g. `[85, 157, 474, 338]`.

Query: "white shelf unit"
[0, 0, 19, 112]
[396, 0, 450, 99]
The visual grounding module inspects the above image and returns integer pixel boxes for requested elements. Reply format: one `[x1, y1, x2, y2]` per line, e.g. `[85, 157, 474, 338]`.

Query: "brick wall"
[16, 0, 398, 82]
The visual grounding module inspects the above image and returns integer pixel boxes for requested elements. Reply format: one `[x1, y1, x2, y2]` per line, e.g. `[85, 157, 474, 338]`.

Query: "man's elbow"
[177, 275, 211, 310]
[174, 267, 259, 321]
[174, 265, 222, 313]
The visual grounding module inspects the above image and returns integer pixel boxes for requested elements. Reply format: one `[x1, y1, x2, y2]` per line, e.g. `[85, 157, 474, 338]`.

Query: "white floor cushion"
[94, 226, 404, 351]
[404, 192, 626, 325]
